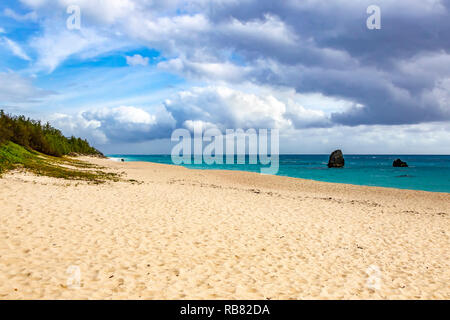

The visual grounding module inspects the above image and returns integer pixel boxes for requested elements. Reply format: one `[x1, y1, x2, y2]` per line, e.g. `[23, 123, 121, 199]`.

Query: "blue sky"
[0, 0, 449, 154]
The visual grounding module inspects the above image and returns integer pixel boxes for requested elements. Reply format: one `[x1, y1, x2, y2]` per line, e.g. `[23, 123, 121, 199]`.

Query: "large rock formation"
[393, 159, 408, 167]
[328, 150, 345, 168]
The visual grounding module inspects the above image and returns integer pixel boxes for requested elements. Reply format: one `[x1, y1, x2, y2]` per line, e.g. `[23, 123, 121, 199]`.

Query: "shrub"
[0, 110, 103, 157]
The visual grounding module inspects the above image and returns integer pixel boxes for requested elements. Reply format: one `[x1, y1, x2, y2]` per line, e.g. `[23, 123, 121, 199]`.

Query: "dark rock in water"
[328, 150, 345, 168]
[121, 158, 125, 162]
[393, 159, 408, 167]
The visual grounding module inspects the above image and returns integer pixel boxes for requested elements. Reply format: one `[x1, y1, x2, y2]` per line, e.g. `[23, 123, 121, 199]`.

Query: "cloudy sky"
[0, 0, 449, 154]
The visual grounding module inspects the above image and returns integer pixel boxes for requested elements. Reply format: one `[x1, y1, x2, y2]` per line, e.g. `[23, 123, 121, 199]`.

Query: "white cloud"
[158, 57, 251, 83]
[49, 113, 107, 144]
[9, 0, 450, 154]
[221, 14, 298, 47]
[54, 106, 176, 143]
[123, 13, 211, 56]
[182, 119, 220, 132]
[0, 71, 53, 103]
[126, 54, 149, 66]
[44, 84, 450, 154]
[2, 37, 31, 61]
[30, 25, 125, 72]
[0, 27, 5, 34]
[3, 8, 38, 22]
[285, 100, 331, 128]
[20, 0, 137, 24]
[164, 85, 337, 131]
[87, 106, 156, 125]
[281, 122, 450, 155]
[49, 85, 337, 144]
[165, 86, 290, 130]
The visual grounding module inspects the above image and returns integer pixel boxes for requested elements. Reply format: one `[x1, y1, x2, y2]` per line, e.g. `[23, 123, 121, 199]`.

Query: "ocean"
[107, 154, 450, 193]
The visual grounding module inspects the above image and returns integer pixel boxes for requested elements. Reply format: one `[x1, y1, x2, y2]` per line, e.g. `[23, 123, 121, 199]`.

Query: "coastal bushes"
[0, 110, 102, 157]
[0, 141, 118, 182]
[0, 111, 117, 182]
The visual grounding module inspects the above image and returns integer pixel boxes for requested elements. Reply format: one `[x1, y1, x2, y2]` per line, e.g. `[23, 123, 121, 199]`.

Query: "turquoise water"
[108, 154, 450, 193]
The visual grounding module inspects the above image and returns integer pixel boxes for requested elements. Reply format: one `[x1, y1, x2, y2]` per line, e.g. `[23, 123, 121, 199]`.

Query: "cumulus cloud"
[82, 106, 176, 142]
[219, 13, 299, 48]
[53, 106, 176, 143]
[126, 54, 149, 66]
[135, 1, 450, 127]
[50, 85, 338, 144]
[53, 107, 450, 155]
[163, 85, 337, 132]
[203, 0, 450, 127]
[164, 86, 290, 131]
[285, 101, 332, 129]
[282, 122, 450, 155]
[13, 0, 450, 145]
[49, 113, 108, 144]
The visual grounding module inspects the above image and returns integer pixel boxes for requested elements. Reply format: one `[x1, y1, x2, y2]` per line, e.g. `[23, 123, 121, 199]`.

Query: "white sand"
[0, 157, 449, 299]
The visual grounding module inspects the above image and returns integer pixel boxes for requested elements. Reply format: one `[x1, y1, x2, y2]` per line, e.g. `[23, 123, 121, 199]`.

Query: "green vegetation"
[0, 141, 119, 183]
[0, 111, 119, 183]
[0, 110, 103, 157]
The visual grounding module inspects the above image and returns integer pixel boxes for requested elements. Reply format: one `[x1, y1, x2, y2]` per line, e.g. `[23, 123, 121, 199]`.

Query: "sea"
[107, 154, 450, 193]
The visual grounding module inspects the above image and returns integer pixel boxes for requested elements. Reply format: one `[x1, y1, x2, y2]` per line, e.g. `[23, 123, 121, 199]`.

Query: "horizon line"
[106, 153, 450, 156]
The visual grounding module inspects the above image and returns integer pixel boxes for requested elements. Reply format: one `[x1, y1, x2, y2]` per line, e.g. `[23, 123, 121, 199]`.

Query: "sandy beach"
[0, 157, 449, 300]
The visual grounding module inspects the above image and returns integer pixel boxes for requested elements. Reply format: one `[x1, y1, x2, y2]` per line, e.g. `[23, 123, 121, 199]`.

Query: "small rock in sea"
[393, 159, 408, 167]
[328, 150, 345, 168]
[121, 159, 125, 162]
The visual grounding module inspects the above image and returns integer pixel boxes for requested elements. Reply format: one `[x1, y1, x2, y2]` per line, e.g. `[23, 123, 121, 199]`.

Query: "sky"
[0, 0, 449, 154]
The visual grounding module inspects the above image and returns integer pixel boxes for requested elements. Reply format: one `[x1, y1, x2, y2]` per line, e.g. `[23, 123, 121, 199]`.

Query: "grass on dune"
[0, 141, 119, 183]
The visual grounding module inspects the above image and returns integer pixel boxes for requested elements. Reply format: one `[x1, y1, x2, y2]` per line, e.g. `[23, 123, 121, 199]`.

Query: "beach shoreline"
[107, 157, 450, 195]
[0, 156, 449, 299]
[106, 154, 450, 194]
